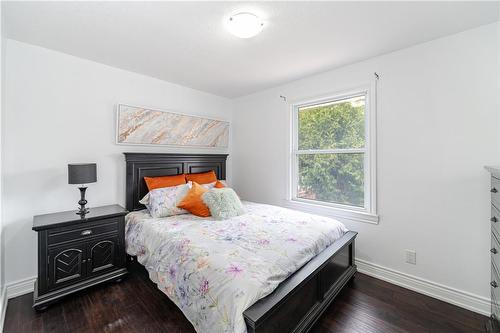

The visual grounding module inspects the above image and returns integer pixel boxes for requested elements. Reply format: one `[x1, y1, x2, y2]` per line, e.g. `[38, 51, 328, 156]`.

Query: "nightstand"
[32, 204, 128, 310]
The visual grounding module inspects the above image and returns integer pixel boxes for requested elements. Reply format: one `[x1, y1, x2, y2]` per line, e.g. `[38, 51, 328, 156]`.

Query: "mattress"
[125, 201, 348, 333]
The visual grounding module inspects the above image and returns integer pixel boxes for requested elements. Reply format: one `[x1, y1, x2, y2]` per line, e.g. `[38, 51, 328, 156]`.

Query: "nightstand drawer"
[47, 218, 119, 245]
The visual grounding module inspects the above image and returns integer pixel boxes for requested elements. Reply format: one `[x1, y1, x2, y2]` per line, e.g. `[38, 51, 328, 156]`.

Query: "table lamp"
[68, 163, 97, 215]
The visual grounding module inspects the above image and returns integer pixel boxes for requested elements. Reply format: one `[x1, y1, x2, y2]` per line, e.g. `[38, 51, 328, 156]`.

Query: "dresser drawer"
[492, 205, 500, 236]
[492, 176, 500, 209]
[493, 291, 500, 323]
[492, 261, 500, 302]
[492, 231, 500, 269]
[47, 218, 120, 245]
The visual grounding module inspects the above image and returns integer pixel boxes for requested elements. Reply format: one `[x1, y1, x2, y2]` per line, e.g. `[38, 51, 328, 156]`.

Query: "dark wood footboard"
[243, 231, 357, 333]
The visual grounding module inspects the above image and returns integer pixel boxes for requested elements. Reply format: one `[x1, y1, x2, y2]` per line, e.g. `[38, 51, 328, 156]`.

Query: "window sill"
[283, 199, 379, 224]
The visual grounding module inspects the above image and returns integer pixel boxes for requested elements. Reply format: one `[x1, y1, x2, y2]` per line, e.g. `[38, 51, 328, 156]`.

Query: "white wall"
[232, 23, 499, 302]
[498, 19, 500, 159]
[0, 1, 5, 326]
[2, 39, 232, 285]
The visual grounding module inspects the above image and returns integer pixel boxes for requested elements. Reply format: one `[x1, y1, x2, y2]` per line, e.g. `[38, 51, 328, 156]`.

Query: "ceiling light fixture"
[226, 12, 264, 39]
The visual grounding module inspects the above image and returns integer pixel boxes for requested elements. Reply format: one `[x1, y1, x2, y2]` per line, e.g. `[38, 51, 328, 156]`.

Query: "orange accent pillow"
[186, 170, 217, 185]
[214, 180, 225, 188]
[177, 182, 211, 217]
[144, 174, 186, 191]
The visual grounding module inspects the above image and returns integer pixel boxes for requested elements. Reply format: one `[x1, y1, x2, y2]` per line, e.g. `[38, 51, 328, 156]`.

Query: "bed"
[124, 152, 357, 333]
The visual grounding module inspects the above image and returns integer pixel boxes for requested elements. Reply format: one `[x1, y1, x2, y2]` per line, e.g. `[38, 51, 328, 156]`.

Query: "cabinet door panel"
[48, 243, 86, 290]
[87, 236, 119, 275]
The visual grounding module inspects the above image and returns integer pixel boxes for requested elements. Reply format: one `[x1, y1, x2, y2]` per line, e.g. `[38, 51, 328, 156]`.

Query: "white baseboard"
[356, 258, 490, 316]
[6, 276, 35, 299]
[0, 277, 36, 331]
[0, 286, 7, 333]
[0, 263, 491, 319]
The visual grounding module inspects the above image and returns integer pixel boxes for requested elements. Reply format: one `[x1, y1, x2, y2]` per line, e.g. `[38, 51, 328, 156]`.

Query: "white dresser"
[486, 166, 500, 333]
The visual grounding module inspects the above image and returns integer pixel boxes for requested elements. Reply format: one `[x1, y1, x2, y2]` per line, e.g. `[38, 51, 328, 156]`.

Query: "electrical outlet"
[405, 249, 416, 265]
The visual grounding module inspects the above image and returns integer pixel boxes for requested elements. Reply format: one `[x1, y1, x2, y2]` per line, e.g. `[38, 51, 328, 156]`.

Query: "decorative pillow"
[201, 181, 216, 190]
[215, 180, 226, 188]
[144, 174, 186, 191]
[202, 188, 245, 220]
[202, 180, 226, 190]
[177, 182, 211, 217]
[185, 170, 217, 185]
[139, 183, 190, 218]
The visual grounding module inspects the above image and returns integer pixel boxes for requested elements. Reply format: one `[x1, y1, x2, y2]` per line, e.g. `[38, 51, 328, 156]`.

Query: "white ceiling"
[3, 1, 499, 98]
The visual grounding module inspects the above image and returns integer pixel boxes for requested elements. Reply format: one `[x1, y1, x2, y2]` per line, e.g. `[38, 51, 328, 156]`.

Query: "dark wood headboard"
[124, 153, 228, 211]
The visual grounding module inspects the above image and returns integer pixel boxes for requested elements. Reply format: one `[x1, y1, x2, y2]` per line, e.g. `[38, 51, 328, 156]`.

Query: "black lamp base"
[76, 186, 90, 216]
[76, 208, 90, 216]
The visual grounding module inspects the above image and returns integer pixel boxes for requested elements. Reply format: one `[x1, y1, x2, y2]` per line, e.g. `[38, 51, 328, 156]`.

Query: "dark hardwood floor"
[4, 264, 487, 333]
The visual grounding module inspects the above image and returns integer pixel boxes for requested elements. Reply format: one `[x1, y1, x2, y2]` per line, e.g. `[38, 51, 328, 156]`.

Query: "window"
[289, 87, 377, 222]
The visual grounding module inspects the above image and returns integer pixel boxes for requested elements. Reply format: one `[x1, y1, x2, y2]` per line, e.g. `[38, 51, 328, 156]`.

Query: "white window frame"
[286, 84, 378, 224]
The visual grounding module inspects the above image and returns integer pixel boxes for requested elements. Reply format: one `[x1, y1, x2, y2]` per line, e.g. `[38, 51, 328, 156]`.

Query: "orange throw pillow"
[177, 182, 211, 217]
[214, 180, 225, 188]
[186, 170, 217, 185]
[144, 174, 186, 191]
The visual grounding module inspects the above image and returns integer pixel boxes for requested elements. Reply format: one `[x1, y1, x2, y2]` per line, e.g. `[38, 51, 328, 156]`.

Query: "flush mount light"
[226, 12, 264, 39]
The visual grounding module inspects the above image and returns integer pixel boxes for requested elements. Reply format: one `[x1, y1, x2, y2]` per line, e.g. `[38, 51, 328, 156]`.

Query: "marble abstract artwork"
[117, 105, 229, 148]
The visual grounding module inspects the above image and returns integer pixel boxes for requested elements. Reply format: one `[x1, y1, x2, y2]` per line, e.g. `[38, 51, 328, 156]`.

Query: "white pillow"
[139, 183, 190, 218]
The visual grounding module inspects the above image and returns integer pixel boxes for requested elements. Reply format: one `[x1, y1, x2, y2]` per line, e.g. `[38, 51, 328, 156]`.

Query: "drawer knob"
[492, 281, 498, 288]
[492, 188, 498, 193]
[492, 217, 498, 223]
[492, 248, 498, 254]
[81, 230, 92, 236]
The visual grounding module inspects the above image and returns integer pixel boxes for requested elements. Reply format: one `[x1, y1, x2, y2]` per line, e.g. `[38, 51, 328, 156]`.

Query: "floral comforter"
[125, 201, 348, 333]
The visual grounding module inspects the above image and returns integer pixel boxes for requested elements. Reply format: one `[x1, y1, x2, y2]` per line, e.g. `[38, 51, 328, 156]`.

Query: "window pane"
[297, 153, 364, 207]
[298, 95, 365, 150]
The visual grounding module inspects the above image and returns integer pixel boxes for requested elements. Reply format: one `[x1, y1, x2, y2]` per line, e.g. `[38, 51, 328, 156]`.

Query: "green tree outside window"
[296, 95, 365, 207]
